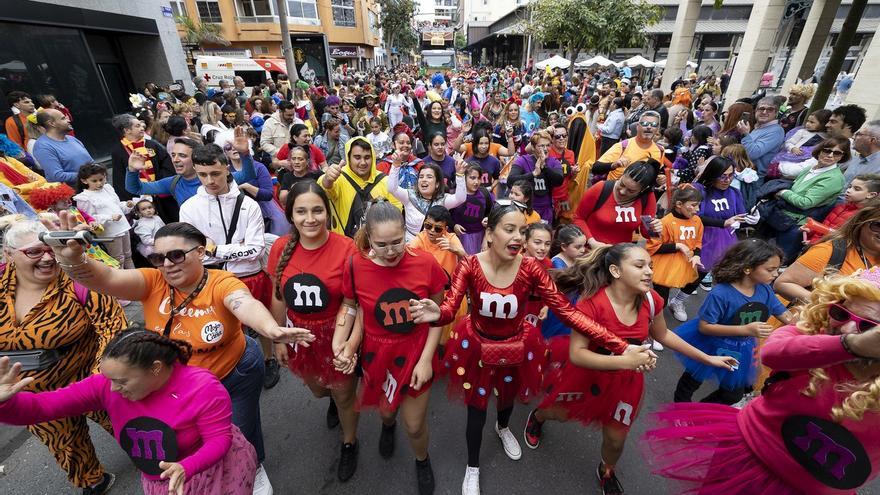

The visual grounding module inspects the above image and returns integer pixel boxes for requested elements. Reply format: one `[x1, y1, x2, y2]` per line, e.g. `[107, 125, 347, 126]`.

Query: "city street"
[2, 297, 879, 495]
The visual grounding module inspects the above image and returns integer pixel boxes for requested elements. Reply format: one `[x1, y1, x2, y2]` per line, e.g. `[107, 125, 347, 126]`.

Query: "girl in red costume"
[333, 200, 447, 495]
[523, 244, 736, 495]
[409, 201, 656, 495]
[267, 180, 360, 482]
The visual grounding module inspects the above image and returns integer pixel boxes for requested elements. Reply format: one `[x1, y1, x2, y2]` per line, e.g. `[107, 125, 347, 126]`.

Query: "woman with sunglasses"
[645, 267, 880, 495]
[332, 200, 447, 495]
[409, 202, 654, 495]
[0, 220, 127, 494]
[776, 201, 880, 304]
[48, 214, 316, 494]
[771, 136, 848, 263]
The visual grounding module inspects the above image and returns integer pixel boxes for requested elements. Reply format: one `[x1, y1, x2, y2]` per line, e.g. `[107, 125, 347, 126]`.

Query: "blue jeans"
[221, 335, 266, 462]
[775, 225, 804, 265]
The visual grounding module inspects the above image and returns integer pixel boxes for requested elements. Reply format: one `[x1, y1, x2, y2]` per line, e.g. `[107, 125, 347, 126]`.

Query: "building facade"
[0, 0, 190, 160]
[172, 0, 383, 69]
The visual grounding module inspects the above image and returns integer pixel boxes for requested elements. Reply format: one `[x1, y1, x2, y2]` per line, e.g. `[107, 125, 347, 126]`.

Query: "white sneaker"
[669, 300, 688, 322]
[253, 464, 273, 495]
[731, 392, 755, 410]
[650, 339, 664, 351]
[462, 465, 481, 495]
[495, 422, 522, 460]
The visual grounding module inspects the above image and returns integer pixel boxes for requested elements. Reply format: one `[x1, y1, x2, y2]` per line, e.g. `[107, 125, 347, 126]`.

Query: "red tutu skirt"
[240, 271, 272, 308]
[141, 425, 257, 495]
[358, 330, 432, 413]
[539, 359, 644, 431]
[641, 403, 806, 495]
[285, 313, 352, 389]
[442, 316, 548, 410]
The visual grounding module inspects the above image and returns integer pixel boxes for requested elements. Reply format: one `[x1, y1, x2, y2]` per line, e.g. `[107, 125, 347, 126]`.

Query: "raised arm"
[386, 165, 411, 206]
[760, 325, 855, 371]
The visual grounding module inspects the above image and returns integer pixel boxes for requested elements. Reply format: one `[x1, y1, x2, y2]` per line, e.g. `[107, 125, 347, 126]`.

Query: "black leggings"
[654, 271, 707, 305]
[673, 372, 745, 405]
[466, 405, 514, 467]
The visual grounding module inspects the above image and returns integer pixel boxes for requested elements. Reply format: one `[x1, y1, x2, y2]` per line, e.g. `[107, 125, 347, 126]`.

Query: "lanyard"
[163, 269, 210, 337]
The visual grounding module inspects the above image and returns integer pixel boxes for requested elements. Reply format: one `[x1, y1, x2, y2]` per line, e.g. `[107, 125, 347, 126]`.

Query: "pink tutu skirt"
[641, 403, 807, 495]
[141, 425, 257, 495]
[442, 316, 548, 410]
[285, 314, 352, 389]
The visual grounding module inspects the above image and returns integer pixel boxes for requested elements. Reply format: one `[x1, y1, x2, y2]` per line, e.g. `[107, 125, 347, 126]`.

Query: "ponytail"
[554, 244, 638, 298]
[353, 199, 405, 255]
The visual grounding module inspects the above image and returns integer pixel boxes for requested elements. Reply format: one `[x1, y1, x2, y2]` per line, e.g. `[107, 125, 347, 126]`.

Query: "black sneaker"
[263, 358, 280, 389]
[326, 398, 340, 429]
[523, 408, 543, 449]
[337, 441, 358, 481]
[415, 456, 435, 495]
[597, 462, 624, 495]
[379, 421, 396, 458]
[82, 473, 115, 495]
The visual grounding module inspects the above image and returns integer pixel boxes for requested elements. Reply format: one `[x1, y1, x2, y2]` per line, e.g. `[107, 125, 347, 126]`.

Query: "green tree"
[454, 32, 467, 51]
[378, 0, 419, 65]
[530, 0, 661, 73]
[176, 15, 230, 48]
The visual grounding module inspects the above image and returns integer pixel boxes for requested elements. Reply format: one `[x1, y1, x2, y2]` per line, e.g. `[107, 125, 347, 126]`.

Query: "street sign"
[161, 6, 173, 17]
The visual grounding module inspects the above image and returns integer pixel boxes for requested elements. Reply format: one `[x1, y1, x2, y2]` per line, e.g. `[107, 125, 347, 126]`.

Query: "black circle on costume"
[730, 302, 770, 327]
[374, 287, 419, 334]
[393, 356, 406, 367]
[591, 384, 601, 396]
[363, 352, 376, 363]
[118, 416, 179, 475]
[781, 415, 870, 489]
[283, 273, 330, 314]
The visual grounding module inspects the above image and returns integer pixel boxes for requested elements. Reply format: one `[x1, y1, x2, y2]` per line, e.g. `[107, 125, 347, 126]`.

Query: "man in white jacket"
[179, 142, 284, 393]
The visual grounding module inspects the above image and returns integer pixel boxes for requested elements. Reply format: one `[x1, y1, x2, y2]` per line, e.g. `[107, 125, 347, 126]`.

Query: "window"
[254, 45, 270, 55]
[332, 0, 356, 27]
[369, 11, 380, 36]
[170, 0, 188, 18]
[197, 0, 223, 23]
[287, 0, 318, 20]
[698, 5, 751, 20]
[236, 0, 272, 16]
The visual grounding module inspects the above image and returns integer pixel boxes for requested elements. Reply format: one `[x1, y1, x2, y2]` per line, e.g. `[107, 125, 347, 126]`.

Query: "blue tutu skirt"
[673, 319, 757, 390]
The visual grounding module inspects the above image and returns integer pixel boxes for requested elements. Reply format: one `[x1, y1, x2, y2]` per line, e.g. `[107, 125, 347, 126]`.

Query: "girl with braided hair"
[645, 268, 880, 494]
[266, 180, 361, 482]
[0, 328, 258, 495]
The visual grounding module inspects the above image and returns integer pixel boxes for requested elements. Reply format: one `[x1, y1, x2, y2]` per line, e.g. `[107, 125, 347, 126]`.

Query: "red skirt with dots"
[284, 313, 353, 390]
[539, 359, 645, 432]
[442, 316, 548, 410]
[357, 330, 433, 414]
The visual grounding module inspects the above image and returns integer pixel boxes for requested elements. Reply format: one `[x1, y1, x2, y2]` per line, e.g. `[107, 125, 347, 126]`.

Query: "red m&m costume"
[266, 232, 357, 389]
[540, 288, 663, 431]
[436, 256, 629, 410]
[343, 249, 447, 412]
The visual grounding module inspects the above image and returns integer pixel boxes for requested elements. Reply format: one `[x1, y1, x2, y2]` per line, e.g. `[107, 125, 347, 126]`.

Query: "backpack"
[590, 179, 649, 214]
[341, 171, 386, 238]
[827, 237, 848, 271]
[169, 175, 183, 197]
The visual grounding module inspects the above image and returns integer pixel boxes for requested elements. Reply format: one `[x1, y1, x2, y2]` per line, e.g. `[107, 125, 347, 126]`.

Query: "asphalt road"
[2, 297, 879, 495]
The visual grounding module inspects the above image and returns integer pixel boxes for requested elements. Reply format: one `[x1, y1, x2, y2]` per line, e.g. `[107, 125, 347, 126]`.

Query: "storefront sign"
[330, 46, 358, 58]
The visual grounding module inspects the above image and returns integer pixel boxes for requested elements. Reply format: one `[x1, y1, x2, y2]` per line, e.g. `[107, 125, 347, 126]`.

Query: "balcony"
[235, 15, 320, 26]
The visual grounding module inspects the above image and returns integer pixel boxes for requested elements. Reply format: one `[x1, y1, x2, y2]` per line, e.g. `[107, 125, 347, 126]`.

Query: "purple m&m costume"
[507, 154, 563, 223]
[452, 188, 495, 254]
[694, 183, 746, 271]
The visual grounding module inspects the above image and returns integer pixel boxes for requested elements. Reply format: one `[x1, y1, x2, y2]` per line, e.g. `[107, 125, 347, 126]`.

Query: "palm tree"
[176, 15, 231, 48]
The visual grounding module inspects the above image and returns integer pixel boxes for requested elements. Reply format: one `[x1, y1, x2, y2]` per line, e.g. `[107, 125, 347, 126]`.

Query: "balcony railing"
[236, 15, 320, 26]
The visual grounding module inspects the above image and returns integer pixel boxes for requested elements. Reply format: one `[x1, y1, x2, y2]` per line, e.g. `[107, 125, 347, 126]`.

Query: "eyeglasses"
[496, 199, 528, 212]
[18, 246, 55, 259]
[718, 173, 734, 182]
[369, 239, 405, 253]
[828, 303, 880, 333]
[146, 246, 199, 267]
[554, 133, 567, 139]
[223, 113, 237, 119]
[820, 148, 845, 158]
[755, 106, 776, 113]
[422, 222, 446, 234]
[868, 220, 880, 234]
[638, 121, 659, 128]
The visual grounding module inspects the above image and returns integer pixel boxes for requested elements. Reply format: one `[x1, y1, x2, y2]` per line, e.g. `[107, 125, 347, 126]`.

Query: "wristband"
[57, 254, 88, 269]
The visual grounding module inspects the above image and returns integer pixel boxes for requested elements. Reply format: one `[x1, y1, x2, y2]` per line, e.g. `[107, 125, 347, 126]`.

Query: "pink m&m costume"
[0, 363, 257, 495]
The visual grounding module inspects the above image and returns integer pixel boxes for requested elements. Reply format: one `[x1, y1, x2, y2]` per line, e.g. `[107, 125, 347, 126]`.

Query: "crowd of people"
[0, 60, 879, 495]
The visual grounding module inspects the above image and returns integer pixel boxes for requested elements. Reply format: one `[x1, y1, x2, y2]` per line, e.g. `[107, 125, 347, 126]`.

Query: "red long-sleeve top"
[436, 256, 628, 354]
[573, 181, 657, 244]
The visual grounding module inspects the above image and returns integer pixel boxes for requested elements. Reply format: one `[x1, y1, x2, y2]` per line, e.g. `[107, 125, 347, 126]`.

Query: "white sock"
[672, 290, 690, 305]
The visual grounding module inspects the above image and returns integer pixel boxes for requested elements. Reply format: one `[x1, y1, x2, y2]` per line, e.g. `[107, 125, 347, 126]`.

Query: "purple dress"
[423, 154, 457, 191]
[470, 154, 501, 189]
[451, 188, 495, 254]
[507, 154, 563, 223]
[694, 183, 746, 271]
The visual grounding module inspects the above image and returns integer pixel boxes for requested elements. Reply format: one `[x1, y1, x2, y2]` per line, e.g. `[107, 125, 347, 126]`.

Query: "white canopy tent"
[654, 59, 698, 68]
[621, 55, 655, 68]
[575, 55, 617, 68]
[535, 55, 571, 70]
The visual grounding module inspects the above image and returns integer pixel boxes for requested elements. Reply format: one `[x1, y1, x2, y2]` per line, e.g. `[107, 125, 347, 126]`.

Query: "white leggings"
[104, 235, 134, 269]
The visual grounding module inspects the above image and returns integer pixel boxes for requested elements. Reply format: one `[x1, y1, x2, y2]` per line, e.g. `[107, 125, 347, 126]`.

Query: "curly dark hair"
[712, 239, 784, 284]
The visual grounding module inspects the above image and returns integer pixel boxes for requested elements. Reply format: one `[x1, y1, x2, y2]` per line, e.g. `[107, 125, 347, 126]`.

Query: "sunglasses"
[554, 133, 567, 139]
[639, 121, 659, 128]
[18, 246, 55, 260]
[869, 220, 880, 234]
[223, 144, 234, 152]
[829, 303, 880, 333]
[146, 246, 199, 267]
[497, 199, 528, 212]
[223, 113, 237, 118]
[755, 106, 776, 113]
[820, 148, 845, 158]
[423, 222, 446, 234]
